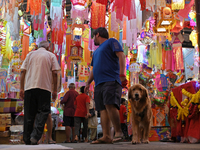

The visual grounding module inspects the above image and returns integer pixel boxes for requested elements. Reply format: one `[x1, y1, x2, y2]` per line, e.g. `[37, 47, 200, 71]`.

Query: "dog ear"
[144, 88, 148, 98]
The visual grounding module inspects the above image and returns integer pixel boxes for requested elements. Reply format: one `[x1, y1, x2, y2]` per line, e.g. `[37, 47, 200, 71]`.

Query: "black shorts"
[94, 81, 122, 111]
[63, 116, 74, 127]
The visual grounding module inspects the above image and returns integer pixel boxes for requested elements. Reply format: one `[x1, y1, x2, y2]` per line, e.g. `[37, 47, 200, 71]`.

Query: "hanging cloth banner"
[90, 1, 106, 29]
[182, 48, 195, 80]
[0, 69, 7, 93]
[26, 0, 42, 15]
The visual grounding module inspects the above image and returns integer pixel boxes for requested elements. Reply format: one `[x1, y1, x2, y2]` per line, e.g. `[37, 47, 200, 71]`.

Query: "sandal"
[91, 139, 113, 144]
[48, 140, 56, 144]
[62, 140, 71, 143]
[113, 136, 125, 143]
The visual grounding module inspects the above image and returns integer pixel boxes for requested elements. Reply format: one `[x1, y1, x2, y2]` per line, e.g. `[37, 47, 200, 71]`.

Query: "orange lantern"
[69, 45, 83, 62]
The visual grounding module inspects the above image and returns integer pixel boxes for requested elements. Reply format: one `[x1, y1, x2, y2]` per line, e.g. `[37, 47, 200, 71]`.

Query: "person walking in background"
[119, 98, 128, 140]
[60, 83, 79, 143]
[74, 86, 91, 143]
[85, 27, 127, 144]
[20, 41, 60, 145]
[87, 91, 98, 141]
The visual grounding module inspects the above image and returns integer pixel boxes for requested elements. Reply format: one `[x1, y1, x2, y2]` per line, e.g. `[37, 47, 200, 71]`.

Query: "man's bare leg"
[46, 114, 56, 143]
[91, 110, 112, 143]
[105, 105, 123, 138]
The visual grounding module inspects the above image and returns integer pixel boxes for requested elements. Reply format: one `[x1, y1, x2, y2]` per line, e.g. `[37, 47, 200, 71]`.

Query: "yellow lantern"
[190, 30, 198, 46]
[153, 7, 176, 41]
[171, 0, 185, 10]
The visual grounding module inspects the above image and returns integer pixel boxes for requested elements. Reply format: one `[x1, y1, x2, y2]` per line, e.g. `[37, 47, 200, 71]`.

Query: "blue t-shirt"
[91, 38, 124, 86]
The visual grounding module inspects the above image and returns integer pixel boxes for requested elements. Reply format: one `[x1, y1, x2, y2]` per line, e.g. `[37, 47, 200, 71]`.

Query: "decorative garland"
[170, 89, 200, 121]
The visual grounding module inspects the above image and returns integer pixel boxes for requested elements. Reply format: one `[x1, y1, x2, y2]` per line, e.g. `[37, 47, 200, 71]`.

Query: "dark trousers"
[23, 88, 51, 144]
[121, 123, 128, 139]
[74, 117, 88, 139]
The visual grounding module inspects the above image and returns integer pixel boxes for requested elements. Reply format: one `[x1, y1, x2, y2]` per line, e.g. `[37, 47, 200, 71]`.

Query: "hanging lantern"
[71, 0, 86, 10]
[153, 7, 176, 41]
[171, 0, 185, 10]
[129, 63, 140, 73]
[71, 0, 86, 6]
[71, 18, 85, 43]
[78, 62, 89, 82]
[12, 40, 20, 53]
[69, 45, 83, 62]
[190, 30, 197, 46]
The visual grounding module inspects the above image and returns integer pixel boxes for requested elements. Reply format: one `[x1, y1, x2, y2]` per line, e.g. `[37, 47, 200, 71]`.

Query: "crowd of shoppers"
[20, 27, 127, 145]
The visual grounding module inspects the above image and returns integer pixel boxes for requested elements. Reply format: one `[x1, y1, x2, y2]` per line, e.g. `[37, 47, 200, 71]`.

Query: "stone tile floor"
[0, 142, 200, 150]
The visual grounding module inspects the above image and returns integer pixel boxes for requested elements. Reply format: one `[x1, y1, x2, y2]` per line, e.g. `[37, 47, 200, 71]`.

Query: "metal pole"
[195, 0, 200, 81]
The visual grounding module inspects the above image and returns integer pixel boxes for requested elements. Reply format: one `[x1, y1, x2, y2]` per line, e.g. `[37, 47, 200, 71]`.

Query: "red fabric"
[119, 105, 127, 123]
[51, 29, 64, 45]
[112, 0, 136, 21]
[21, 35, 30, 60]
[74, 93, 90, 117]
[177, 0, 194, 18]
[96, 0, 107, 5]
[140, 0, 146, 11]
[170, 81, 199, 140]
[171, 21, 183, 33]
[60, 89, 79, 117]
[162, 47, 166, 70]
[169, 107, 178, 137]
[91, 1, 106, 29]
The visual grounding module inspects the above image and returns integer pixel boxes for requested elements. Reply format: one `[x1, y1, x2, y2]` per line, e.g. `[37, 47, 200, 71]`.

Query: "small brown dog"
[128, 84, 152, 144]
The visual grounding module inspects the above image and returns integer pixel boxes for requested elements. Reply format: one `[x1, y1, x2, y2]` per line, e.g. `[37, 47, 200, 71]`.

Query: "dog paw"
[142, 140, 150, 144]
[131, 140, 137, 144]
[132, 140, 141, 144]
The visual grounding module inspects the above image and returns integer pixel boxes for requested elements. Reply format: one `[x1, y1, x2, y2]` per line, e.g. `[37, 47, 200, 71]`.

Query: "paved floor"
[0, 142, 200, 150]
[59, 142, 200, 150]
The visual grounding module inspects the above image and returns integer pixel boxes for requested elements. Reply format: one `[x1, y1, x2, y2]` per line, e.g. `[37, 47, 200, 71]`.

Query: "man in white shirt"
[20, 41, 60, 145]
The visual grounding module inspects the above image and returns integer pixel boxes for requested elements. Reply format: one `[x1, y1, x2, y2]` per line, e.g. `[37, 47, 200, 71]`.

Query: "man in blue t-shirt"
[85, 27, 127, 144]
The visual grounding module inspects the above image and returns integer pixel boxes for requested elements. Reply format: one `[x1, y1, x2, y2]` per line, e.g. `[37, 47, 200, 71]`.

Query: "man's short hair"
[93, 27, 109, 39]
[80, 86, 85, 93]
[38, 41, 50, 49]
[69, 83, 75, 89]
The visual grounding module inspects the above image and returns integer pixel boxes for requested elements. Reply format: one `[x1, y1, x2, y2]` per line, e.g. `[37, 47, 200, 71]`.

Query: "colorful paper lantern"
[129, 63, 140, 73]
[153, 7, 176, 40]
[68, 45, 83, 62]
[171, 0, 185, 10]
[189, 30, 197, 46]
[71, 0, 86, 6]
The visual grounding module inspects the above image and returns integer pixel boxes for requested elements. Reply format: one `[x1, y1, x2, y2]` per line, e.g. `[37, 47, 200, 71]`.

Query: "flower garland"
[170, 89, 200, 121]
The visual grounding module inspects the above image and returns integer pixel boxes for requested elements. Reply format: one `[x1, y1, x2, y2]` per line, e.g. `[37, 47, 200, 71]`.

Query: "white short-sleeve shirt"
[21, 48, 61, 92]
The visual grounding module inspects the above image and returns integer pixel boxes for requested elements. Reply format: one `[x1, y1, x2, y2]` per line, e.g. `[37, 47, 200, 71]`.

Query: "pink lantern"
[71, 0, 86, 6]
[155, 74, 168, 92]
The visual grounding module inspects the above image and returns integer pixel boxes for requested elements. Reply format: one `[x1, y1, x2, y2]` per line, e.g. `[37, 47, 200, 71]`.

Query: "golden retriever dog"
[128, 84, 152, 144]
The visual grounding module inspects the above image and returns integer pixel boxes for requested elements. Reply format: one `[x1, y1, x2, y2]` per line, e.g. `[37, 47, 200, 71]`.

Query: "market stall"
[0, 0, 199, 144]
